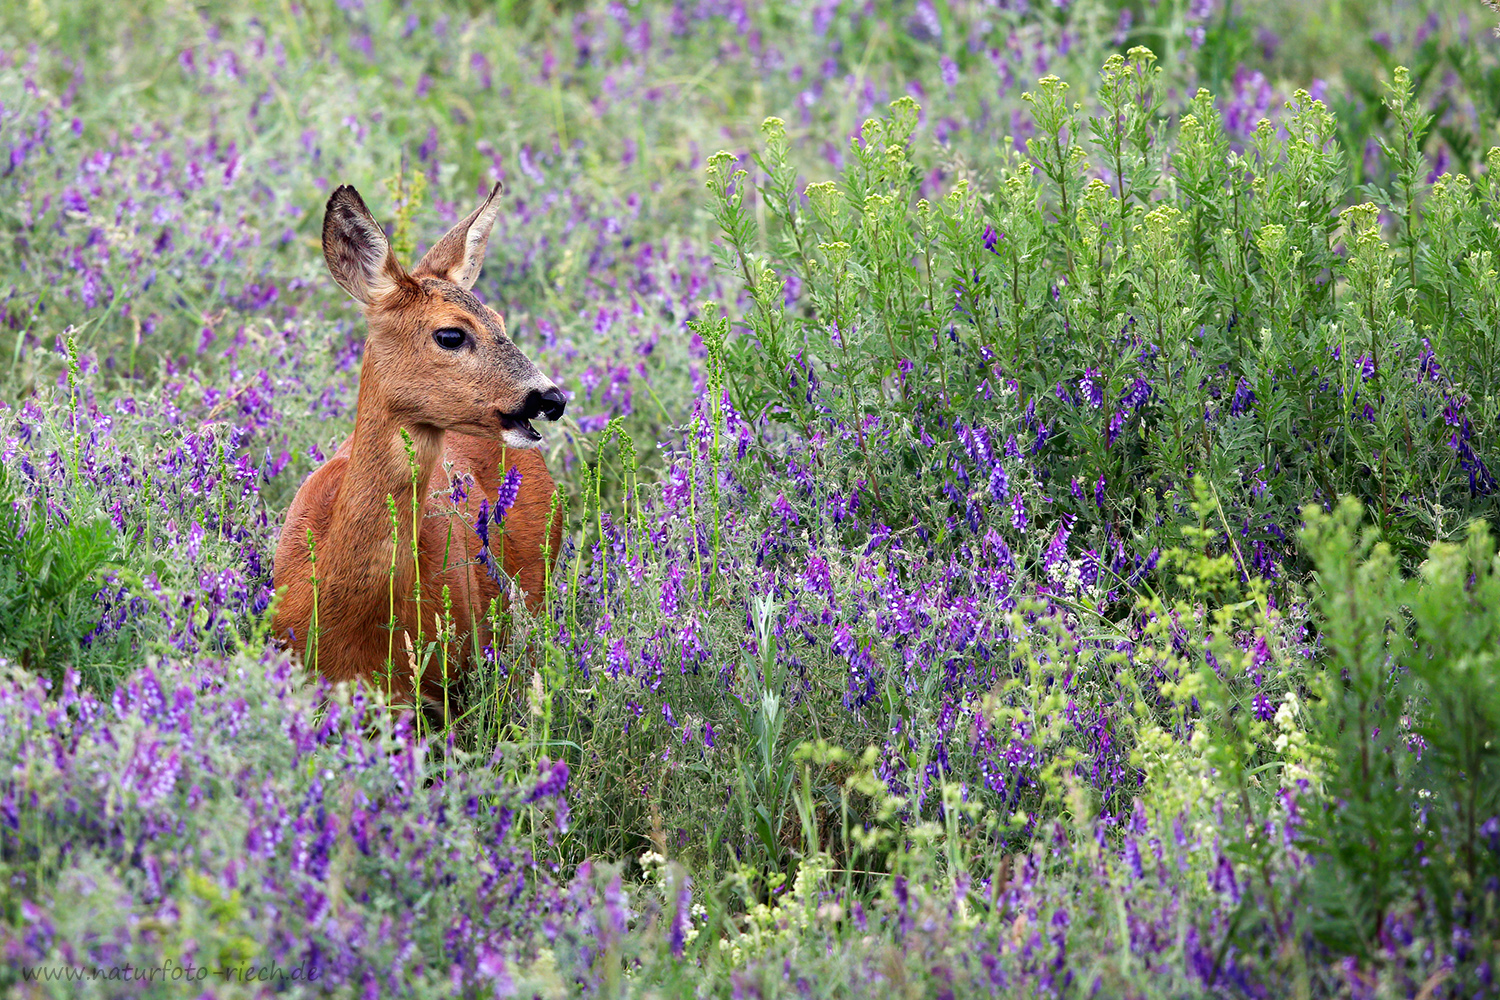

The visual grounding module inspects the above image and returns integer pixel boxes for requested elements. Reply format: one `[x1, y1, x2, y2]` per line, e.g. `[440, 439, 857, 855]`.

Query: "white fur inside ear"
[453, 194, 503, 289]
[363, 258, 399, 302]
[348, 214, 396, 300]
[324, 189, 401, 305]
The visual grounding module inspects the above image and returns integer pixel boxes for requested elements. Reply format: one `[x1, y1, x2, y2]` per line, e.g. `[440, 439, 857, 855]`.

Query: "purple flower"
[773, 492, 799, 526]
[939, 55, 959, 90]
[803, 555, 833, 596]
[1079, 549, 1099, 587]
[494, 466, 523, 519]
[1427, 145, 1451, 183]
[661, 561, 683, 616]
[1230, 377, 1256, 416]
[607, 637, 632, 679]
[529, 757, 571, 802]
[474, 498, 491, 547]
[1210, 853, 1242, 902]
[1078, 368, 1103, 408]
[669, 872, 693, 958]
[1481, 816, 1500, 853]
[1226, 67, 1274, 139]
[1248, 26, 1279, 60]
[1107, 410, 1126, 446]
[1418, 339, 1443, 384]
[988, 464, 1010, 503]
[1121, 377, 1152, 411]
[1043, 522, 1070, 574]
[1123, 837, 1144, 879]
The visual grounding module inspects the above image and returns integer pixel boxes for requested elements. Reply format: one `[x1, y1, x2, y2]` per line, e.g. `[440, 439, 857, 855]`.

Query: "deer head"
[321, 183, 565, 449]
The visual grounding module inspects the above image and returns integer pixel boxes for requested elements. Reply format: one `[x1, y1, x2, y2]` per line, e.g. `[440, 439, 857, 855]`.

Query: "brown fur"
[273, 184, 564, 702]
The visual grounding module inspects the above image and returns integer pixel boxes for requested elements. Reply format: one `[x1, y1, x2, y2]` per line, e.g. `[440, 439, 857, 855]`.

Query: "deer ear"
[322, 185, 405, 305]
[412, 182, 503, 290]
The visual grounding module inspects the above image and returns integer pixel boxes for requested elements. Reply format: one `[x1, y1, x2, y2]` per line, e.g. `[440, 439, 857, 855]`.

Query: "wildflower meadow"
[3, 0, 1500, 995]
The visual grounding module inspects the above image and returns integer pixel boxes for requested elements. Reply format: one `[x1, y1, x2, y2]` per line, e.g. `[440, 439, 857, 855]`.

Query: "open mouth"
[498, 413, 542, 442]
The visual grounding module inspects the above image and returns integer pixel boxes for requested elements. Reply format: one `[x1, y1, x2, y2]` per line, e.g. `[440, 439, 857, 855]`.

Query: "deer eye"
[433, 328, 468, 351]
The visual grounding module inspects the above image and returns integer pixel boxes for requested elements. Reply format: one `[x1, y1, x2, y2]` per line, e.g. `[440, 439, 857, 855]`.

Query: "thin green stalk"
[401, 429, 424, 730]
[385, 493, 399, 700]
[306, 528, 320, 677]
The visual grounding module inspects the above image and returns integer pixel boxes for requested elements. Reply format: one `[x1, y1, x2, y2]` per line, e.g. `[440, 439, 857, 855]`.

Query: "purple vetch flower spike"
[607, 637, 632, 679]
[989, 465, 1010, 503]
[1078, 368, 1103, 408]
[803, 555, 833, 596]
[474, 498, 491, 548]
[1121, 377, 1152, 411]
[1010, 494, 1027, 532]
[1043, 522, 1070, 574]
[1095, 474, 1106, 507]
[1080, 549, 1099, 587]
[1418, 338, 1443, 383]
[772, 492, 798, 526]
[1480, 815, 1499, 853]
[529, 756, 570, 803]
[1427, 145, 1451, 183]
[892, 875, 913, 938]
[1230, 377, 1257, 416]
[939, 55, 959, 89]
[982, 223, 999, 252]
[1210, 853, 1242, 902]
[1257, 26, 1280, 60]
[843, 639, 879, 710]
[494, 467, 522, 520]
[660, 561, 682, 616]
[670, 871, 693, 957]
[603, 874, 629, 939]
[831, 623, 854, 658]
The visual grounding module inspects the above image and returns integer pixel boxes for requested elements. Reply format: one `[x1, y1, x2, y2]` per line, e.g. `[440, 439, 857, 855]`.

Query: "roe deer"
[273, 183, 566, 703]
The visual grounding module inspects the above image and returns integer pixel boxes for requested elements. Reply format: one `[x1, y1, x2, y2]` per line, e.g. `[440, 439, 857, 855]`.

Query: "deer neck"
[322, 370, 445, 607]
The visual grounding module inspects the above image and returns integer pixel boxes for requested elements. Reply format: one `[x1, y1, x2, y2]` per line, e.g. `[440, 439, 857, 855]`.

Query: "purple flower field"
[2, 0, 1500, 995]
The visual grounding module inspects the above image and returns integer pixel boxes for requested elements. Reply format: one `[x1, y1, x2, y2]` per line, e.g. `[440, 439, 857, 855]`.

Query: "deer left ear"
[412, 182, 503, 290]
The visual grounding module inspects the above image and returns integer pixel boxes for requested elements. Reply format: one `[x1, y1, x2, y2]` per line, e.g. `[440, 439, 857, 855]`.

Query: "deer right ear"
[411, 182, 503, 290]
[322, 185, 405, 305]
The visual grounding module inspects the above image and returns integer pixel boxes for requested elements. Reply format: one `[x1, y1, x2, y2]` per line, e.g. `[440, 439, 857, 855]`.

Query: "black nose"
[522, 387, 567, 422]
